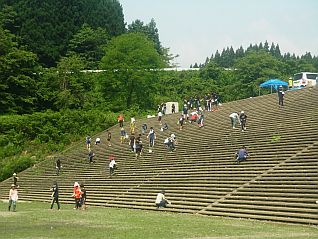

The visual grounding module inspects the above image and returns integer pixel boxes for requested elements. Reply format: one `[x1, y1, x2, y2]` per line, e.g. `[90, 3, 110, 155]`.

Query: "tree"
[128, 19, 161, 53]
[68, 24, 109, 69]
[0, 26, 39, 114]
[100, 33, 165, 110]
[0, 0, 125, 67]
[264, 40, 269, 52]
[234, 50, 285, 97]
[54, 55, 87, 109]
[127, 18, 174, 67]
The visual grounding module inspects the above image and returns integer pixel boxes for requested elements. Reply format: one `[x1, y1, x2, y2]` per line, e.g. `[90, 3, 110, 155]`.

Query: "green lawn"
[1, 201, 317, 239]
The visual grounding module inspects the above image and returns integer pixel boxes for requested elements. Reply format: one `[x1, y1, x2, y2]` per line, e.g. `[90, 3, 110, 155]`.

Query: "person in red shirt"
[117, 114, 124, 127]
[72, 182, 82, 209]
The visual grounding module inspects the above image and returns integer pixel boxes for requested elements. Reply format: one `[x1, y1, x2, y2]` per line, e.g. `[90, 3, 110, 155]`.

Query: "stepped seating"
[1, 87, 317, 225]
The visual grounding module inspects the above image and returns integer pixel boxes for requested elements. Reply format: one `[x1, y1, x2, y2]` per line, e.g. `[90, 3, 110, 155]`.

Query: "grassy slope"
[1, 201, 317, 239]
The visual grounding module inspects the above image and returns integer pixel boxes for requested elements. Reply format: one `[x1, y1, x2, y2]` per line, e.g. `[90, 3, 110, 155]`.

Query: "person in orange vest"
[72, 182, 82, 209]
[117, 114, 124, 127]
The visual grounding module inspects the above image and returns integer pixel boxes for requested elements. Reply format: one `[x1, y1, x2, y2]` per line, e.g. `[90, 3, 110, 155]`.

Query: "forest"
[0, 0, 317, 181]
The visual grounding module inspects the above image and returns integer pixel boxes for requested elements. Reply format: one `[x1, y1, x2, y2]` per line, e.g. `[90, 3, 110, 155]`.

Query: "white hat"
[13, 173, 17, 176]
[74, 182, 79, 187]
[241, 111, 244, 114]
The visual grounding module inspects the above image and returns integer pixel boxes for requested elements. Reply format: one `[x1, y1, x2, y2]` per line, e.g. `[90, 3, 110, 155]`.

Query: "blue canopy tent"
[259, 79, 288, 95]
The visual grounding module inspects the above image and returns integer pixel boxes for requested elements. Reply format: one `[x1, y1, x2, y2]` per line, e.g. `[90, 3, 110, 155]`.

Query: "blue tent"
[259, 79, 288, 94]
[260, 79, 288, 88]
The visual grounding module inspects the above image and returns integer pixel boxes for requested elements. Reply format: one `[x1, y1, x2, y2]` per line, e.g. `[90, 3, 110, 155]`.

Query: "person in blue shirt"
[236, 146, 249, 163]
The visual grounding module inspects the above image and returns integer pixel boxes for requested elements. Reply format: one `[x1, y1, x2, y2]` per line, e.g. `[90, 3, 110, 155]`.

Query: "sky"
[120, 0, 318, 68]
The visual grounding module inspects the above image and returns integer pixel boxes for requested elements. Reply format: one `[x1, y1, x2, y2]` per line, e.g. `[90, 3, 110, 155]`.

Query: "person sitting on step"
[155, 190, 171, 208]
[235, 146, 249, 163]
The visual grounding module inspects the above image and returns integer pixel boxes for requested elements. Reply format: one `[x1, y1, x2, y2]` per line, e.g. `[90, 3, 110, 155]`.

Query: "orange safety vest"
[73, 187, 81, 199]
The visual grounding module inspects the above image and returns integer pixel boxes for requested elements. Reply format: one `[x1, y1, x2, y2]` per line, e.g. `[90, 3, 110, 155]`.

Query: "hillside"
[1, 86, 318, 225]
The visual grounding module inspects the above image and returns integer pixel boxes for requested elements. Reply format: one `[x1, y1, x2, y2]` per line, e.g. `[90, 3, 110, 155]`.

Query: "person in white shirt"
[109, 158, 117, 176]
[8, 184, 18, 212]
[229, 112, 240, 129]
[95, 137, 101, 145]
[155, 190, 170, 208]
[158, 111, 163, 125]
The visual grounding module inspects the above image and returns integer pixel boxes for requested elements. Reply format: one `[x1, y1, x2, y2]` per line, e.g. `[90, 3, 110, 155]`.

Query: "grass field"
[1, 201, 317, 239]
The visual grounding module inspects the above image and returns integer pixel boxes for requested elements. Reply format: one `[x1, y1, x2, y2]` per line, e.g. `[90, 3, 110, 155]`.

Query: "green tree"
[68, 24, 109, 69]
[234, 50, 285, 97]
[0, 26, 39, 114]
[100, 32, 165, 110]
[127, 18, 173, 66]
[54, 55, 87, 109]
[0, 0, 125, 67]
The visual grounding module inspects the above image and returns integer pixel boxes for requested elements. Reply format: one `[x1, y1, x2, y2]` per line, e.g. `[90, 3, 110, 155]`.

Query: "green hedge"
[0, 109, 117, 181]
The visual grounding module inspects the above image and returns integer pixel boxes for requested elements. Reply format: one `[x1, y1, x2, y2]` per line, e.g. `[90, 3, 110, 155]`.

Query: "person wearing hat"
[12, 173, 19, 188]
[239, 111, 247, 132]
[155, 190, 171, 208]
[72, 182, 82, 209]
[8, 184, 18, 212]
[278, 85, 285, 106]
[50, 181, 60, 210]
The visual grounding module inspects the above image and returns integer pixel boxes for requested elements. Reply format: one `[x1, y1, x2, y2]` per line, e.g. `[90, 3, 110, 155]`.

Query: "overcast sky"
[120, 0, 318, 68]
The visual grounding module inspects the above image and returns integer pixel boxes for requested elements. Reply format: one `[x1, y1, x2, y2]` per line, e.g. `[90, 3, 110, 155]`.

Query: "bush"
[0, 109, 118, 181]
[0, 156, 35, 181]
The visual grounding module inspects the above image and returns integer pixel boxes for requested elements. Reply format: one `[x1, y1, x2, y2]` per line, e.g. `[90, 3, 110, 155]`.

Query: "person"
[120, 127, 126, 144]
[190, 111, 198, 124]
[141, 123, 147, 134]
[239, 111, 247, 131]
[158, 111, 163, 125]
[129, 134, 136, 152]
[72, 182, 82, 209]
[135, 137, 143, 159]
[160, 123, 168, 131]
[278, 85, 285, 106]
[109, 157, 117, 176]
[107, 130, 112, 146]
[162, 103, 167, 115]
[164, 134, 176, 152]
[95, 137, 101, 145]
[229, 112, 240, 129]
[12, 173, 19, 187]
[147, 127, 156, 152]
[85, 136, 91, 149]
[130, 117, 136, 135]
[212, 92, 220, 111]
[80, 184, 87, 210]
[50, 181, 60, 210]
[155, 190, 171, 208]
[55, 158, 62, 175]
[88, 149, 95, 163]
[171, 103, 176, 114]
[178, 114, 185, 130]
[8, 184, 18, 212]
[198, 114, 204, 128]
[182, 104, 189, 121]
[235, 146, 249, 163]
[117, 114, 124, 127]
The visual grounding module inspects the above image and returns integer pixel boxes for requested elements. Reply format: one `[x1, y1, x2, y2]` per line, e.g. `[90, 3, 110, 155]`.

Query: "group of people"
[229, 111, 248, 131]
[117, 112, 179, 156]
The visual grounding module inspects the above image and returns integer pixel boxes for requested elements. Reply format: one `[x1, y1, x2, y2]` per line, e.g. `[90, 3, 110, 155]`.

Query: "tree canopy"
[0, 0, 125, 67]
[100, 32, 165, 110]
